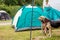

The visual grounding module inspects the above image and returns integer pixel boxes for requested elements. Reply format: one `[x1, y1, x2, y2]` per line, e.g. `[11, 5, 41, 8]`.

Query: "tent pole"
[30, 0, 34, 40]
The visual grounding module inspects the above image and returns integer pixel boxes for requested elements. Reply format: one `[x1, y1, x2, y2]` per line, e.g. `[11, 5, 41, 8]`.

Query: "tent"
[44, 7, 60, 20]
[43, 0, 60, 20]
[12, 0, 60, 31]
[0, 10, 11, 20]
[12, 5, 44, 31]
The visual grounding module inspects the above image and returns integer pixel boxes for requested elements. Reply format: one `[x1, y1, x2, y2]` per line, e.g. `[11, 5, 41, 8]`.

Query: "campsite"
[0, 0, 60, 40]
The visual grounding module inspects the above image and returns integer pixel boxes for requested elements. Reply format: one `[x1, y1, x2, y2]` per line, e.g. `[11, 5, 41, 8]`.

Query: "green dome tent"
[12, 5, 60, 31]
[12, 5, 43, 31]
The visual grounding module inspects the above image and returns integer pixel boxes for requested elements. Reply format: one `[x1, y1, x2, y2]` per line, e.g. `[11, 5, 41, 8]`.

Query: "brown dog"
[39, 16, 52, 37]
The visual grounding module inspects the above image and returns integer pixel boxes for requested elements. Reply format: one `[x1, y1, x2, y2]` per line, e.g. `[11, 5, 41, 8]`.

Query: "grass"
[0, 25, 30, 40]
[0, 25, 41, 40]
[0, 25, 60, 40]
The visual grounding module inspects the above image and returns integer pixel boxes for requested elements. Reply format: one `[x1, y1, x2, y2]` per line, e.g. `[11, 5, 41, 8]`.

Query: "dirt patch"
[0, 22, 11, 26]
[32, 36, 47, 40]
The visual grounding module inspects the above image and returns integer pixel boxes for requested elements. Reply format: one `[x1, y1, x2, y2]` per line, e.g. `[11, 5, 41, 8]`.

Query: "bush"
[35, 0, 43, 7]
[4, 0, 18, 6]
[0, 4, 21, 17]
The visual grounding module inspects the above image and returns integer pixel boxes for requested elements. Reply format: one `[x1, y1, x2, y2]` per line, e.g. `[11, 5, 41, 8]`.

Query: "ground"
[0, 20, 60, 40]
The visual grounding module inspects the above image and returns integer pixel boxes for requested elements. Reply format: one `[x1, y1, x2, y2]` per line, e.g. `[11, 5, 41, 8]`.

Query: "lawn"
[0, 25, 60, 40]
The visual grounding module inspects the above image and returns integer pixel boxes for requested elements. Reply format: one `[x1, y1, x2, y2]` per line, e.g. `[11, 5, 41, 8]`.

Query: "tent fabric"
[44, 7, 60, 20]
[12, 5, 43, 31]
[12, 5, 60, 31]
[0, 10, 11, 20]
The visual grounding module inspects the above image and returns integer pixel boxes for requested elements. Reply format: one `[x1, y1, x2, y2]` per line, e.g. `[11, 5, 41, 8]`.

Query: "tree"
[25, 0, 43, 6]
[4, 0, 18, 5]
[35, 0, 43, 7]
[18, 0, 25, 6]
[0, 0, 43, 7]
[0, 0, 4, 4]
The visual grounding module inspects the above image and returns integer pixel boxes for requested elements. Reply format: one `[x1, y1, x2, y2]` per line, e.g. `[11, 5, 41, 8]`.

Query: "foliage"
[0, 4, 21, 17]
[0, 0, 43, 6]
[4, 0, 18, 6]
[0, 0, 43, 17]
[35, 0, 43, 7]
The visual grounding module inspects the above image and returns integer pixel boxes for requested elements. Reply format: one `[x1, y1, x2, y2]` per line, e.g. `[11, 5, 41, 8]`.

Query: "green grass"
[0, 25, 30, 40]
[0, 25, 41, 40]
[0, 25, 60, 40]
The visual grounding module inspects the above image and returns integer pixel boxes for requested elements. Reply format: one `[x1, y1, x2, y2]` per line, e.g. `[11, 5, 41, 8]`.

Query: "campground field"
[0, 20, 60, 40]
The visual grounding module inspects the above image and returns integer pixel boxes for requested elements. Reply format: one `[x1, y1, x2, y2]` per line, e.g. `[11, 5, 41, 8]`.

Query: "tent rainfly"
[12, 5, 43, 31]
[12, 4, 60, 31]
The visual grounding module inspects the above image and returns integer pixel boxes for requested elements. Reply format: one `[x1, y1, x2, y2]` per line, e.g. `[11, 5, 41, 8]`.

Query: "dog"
[39, 16, 60, 37]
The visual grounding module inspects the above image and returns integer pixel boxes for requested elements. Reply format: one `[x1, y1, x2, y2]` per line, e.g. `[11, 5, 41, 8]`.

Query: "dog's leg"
[49, 26, 52, 37]
[42, 23, 47, 35]
[46, 22, 52, 37]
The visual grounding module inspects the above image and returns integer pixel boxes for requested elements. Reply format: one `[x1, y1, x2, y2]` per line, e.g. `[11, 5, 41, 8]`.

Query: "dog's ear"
[45, 18, 50, 22]
[38, 16, 46, 20]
